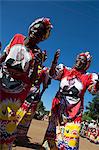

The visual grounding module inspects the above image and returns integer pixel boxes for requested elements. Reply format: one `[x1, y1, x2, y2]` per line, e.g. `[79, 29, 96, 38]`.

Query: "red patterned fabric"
[0, 34, 35, 145]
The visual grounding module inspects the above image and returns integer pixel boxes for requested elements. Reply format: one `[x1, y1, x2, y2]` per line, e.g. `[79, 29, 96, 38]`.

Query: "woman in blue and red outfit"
[43, 50, 99, 150]
[0, 17, 52, 150]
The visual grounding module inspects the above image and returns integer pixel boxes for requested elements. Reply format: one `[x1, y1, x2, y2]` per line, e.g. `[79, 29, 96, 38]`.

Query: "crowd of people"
[0, 17, 99, 150]
[80, 120, 99, 144]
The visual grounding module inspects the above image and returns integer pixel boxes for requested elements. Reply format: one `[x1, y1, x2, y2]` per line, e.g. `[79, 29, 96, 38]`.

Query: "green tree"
[82, 94, 99, 121]
[36, 100, 46, 114]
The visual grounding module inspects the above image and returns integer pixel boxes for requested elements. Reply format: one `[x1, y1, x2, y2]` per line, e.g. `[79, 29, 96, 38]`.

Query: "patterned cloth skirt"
[0, 72, 31, 149]
[0, 97, 22, 149]
[16, 102, 38, 139]
[43, 98, 82, 150]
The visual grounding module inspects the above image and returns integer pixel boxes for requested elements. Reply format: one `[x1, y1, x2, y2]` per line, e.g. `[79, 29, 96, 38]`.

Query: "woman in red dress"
[43, 50, 99, 150]
[0, 17, 52, 150]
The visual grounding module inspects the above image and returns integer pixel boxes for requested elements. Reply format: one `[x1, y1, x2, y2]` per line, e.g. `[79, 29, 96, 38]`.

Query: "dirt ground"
[14, 119, 99, 150]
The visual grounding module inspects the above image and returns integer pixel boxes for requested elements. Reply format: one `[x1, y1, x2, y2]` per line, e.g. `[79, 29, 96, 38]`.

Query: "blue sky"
[0, 0, 99, 111]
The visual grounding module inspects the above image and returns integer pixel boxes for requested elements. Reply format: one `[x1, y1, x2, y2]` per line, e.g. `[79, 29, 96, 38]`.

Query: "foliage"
[33, 100, 50, 120]
[82, 94, 99, 121]
[82, 111, 92, 121]
[36, 100, 46, 114]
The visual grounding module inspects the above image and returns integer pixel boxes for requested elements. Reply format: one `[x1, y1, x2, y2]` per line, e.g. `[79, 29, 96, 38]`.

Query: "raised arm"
[49, 49, 60, 77]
